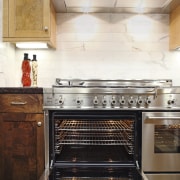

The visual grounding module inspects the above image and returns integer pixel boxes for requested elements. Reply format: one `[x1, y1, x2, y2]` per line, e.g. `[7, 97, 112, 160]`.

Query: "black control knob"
[168, 99, 175, 105]
[102, 98, 107, 106]
[137, 98, 143, 105]
[128, 97, 134, 105]
[76, 98, 82, 106]
[93, 96, 99, 105]
[111, 97, 116, 106]
[119, 97, 126, 105]
[59, 98, 64, 105]
[146, 97, 152, 105]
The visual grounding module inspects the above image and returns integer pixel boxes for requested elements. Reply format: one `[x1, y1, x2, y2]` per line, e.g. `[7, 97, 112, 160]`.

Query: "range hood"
[52, 0, 180, 14]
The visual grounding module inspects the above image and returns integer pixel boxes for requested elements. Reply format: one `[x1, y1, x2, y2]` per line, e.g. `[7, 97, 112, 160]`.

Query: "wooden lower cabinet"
[0, 112, 44, 180]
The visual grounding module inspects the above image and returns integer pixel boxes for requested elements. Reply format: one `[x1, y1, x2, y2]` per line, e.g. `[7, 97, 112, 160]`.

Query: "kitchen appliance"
[43, 79, 180, 180]
[142, 111, 180, 180]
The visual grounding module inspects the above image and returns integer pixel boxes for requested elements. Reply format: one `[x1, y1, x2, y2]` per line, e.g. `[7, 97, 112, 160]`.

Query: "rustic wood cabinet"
[3, 0, 56, 48]
[0, 93, 44, 180]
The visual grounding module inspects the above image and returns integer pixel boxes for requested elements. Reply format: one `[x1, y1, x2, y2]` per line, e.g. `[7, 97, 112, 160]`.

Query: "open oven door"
[49, 166, 143, 180]
[47, 110, 144, 180]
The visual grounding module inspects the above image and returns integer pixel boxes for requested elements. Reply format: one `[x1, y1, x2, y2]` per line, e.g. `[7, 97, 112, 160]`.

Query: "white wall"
[0, 0, 15, 87]
[1, 6, 180, 87]
[15, 13, 180, 87]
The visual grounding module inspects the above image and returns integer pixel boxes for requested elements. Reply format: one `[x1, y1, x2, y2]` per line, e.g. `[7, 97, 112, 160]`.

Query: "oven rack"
[55, 131, 134, 154]
[55, 132, 133, 145]
[55, 120, 134, 132]
[54, 119, 134, 154]
[56, 178, 131, 180]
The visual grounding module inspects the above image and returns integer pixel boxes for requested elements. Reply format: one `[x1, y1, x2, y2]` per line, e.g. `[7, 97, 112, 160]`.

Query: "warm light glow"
[82, 0, 91, 13]
[135, 0, 173, 13]
[74, 14, 98, 41]
[135, 0, 144, 13]
[176, 47, 180, 51]
[16, 42, 48, 49]
[128, 15, 153, 33]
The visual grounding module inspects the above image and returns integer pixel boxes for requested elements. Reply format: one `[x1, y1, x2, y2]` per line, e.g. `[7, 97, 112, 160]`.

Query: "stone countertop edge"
[0, 87, 43, 94]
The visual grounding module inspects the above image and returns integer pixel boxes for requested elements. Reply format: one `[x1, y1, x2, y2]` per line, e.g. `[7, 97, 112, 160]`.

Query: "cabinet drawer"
[0, 94, 43, 113]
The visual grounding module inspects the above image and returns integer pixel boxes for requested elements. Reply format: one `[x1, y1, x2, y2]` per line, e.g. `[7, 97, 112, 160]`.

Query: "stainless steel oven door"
[142, 112, 180, 172]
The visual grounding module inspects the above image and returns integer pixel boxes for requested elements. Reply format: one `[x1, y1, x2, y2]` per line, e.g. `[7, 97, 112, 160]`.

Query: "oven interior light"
[16, 42, 48, 49]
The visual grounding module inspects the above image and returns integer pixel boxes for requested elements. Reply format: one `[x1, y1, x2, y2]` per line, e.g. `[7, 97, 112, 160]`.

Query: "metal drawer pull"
[11, 101, 27, 105]
[146, 116, 180, 120]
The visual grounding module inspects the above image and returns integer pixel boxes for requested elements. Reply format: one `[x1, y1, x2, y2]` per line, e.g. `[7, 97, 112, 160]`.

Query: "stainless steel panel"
[54, 79, 172, 87]
[44, 110, 50, 175]
[146, 173, 180, 180]
[142, 112, 180, 172]
[43, 87, 180, 110]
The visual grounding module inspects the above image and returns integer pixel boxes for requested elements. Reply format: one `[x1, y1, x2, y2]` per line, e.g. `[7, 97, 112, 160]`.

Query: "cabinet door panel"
[9, 0, 50, 37]
[0, 113, 44, 180]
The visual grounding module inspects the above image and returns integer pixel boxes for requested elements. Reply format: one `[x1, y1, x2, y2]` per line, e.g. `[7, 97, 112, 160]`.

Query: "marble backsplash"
[0, 0, 180, 87]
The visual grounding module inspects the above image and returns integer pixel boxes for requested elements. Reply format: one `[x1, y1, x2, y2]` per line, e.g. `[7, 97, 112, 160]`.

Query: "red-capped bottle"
[22, 53, 31, 87]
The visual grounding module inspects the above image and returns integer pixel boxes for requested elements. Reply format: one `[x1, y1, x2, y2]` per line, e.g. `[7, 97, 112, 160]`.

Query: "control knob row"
[94, 97, 117, 106]
[59, 97, 83, 106]
[93, 96, 152, 106]
[128, 97, 152, 105]
[58, 96, 152, 106]
[168, 99, 175, 105]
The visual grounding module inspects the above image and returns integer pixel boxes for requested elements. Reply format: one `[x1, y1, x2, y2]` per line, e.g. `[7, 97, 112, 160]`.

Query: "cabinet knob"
[44, 26, 48, 31]
[37, 121, 42, 127]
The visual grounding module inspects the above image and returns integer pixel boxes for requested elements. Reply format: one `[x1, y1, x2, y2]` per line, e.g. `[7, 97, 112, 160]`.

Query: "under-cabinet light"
[175, 46, 180, 51]
[16, 42, 48, 49]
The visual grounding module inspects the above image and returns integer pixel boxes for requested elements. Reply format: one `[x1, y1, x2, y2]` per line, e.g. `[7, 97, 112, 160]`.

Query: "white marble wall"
[15, 13, 180, 87]
[1, 8, 180, 87]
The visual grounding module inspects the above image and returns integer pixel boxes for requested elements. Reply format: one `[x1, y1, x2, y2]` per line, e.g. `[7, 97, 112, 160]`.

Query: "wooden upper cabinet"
[3, 0, 56, 48]
[169, 5, 180, 50]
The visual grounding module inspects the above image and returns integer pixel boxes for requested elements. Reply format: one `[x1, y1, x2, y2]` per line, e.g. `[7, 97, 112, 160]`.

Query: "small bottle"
[22, 53, 31, 87]
[32, 54, 38, 87]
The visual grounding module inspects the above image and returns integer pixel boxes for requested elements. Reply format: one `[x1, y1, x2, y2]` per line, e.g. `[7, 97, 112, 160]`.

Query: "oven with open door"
[48, 110, 142, 180]
[43, 79, 175, 180]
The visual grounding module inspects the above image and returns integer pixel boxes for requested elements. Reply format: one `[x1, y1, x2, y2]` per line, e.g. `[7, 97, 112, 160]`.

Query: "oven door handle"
[146, 116, 180, 120]
[145, 116, 180, 125]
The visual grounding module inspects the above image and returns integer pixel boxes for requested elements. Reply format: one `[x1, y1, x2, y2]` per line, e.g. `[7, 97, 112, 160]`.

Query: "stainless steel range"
[43, 79, 180, 180]
[44, 79, 173, 110]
